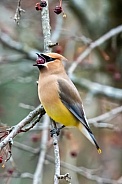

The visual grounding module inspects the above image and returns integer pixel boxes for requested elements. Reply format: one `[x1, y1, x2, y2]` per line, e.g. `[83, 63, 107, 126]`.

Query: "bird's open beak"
[33, 63, 47, 67]
[33, 53, 46, 67]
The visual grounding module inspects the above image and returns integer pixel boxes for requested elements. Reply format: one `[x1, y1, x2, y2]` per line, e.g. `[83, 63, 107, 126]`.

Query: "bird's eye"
[41, 54, 56, 62]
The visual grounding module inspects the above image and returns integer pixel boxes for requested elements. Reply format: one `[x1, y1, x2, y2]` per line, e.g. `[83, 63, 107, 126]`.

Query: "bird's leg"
[59, 125, 65, 130]
[50, 120, 65, 137]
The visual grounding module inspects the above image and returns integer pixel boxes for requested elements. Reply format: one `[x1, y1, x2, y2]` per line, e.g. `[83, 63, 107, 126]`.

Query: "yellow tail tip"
[98, 148, 102, 154]
[2, 164, 5, 168]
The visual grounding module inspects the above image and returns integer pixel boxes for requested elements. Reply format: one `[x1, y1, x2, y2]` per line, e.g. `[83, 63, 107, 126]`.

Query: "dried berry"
[54, 6, 62, 14]
[113, 72, 121, 81]
[54, 45, 63, 54]
[40, 0, 47, 7]
[106, 64, 115, 73]
[35, 3, 42, 11]
[31, 134, 40, 142]
[70, 151, 78, 157]
[7, 168, 14, 175]
[0, 156, 3, 163]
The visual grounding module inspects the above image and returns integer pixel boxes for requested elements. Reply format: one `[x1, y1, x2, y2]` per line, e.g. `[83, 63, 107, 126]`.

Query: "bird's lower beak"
[33, 63, 47, 67]
[33, 63, 40, 66]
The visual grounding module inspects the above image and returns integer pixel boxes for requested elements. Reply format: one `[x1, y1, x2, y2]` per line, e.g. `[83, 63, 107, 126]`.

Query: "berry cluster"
[35, 0, 66, 17]
[54, 5, 62, 14]
[35, 0, 47, 11]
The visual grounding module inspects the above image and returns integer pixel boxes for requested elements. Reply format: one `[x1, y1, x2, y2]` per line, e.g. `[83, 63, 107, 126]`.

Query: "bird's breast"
[38, 76, 78, 126]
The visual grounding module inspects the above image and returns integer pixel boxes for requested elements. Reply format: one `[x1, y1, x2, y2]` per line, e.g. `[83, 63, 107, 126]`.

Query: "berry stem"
[59, 0, 62, 7]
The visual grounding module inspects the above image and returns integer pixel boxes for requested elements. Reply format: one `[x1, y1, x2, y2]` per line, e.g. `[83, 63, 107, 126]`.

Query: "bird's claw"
[50, 128, 60, 137]
[50, 125, 65, 137]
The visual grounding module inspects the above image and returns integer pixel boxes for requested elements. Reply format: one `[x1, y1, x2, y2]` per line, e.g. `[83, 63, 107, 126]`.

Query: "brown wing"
[57, 78, 92, 133]
[58, 78, 101, 152]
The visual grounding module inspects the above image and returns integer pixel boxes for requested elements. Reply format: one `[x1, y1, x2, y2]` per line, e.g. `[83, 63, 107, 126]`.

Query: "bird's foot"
[50, 128, 60, 137]
[50, 125, 65, 137]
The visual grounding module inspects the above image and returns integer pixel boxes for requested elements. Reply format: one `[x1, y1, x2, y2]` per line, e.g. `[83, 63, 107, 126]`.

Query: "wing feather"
[57, 78, 101, 152]
[57, 78, 92, 133]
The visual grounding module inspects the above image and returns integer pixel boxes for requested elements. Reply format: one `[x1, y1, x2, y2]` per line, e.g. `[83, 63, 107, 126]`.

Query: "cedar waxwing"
[33, 52, 101, 154]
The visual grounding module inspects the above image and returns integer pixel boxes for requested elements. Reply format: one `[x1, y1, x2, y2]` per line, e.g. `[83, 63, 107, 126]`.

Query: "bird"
[33, 52, 101, 154]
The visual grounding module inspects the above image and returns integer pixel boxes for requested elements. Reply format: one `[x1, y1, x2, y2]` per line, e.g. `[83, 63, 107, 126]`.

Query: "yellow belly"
[42, 99, 78, 127]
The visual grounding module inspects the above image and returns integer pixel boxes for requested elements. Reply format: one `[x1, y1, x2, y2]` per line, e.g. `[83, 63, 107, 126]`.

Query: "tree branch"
[41, 0, 52, 52]
[88, 106, 122, 130]
[71, 74, 122, 100]
[51, 122, 61, 184]
[0, 105, 45, 151]
[33, 1, 62, 183]
[46, 155, 121, 184]
[0, 31, 39, 60]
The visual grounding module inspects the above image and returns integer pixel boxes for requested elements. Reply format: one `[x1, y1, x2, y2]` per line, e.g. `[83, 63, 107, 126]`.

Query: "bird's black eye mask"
[33, 53, 56, 68]
[41, 53, 56, 63]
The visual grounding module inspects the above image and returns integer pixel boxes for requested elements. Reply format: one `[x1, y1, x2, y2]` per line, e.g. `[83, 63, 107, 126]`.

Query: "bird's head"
[33, 52, 67, 70]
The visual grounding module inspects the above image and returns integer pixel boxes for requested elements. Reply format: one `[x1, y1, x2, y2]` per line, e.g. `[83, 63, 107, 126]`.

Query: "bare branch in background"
[0, 31, 122, 100]
[71, 74, 122, 100]
[1, 102, 120, 155]
[0, 172, 33, 179]
[14, 0, 25, 25]
[51, 15, 63, 43]
[46, 155, 122, 184]
[0, 1, 122, 184]
[0, 105, 45, 151]
[68, 25, 122, 75]
[0, 32, 38, 60]
[14, 141, 39, 154]
[33, 115, 50, 184]
[88, 106, 122, 129]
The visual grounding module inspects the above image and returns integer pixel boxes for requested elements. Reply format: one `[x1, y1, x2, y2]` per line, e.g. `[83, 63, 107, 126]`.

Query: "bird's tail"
[78, 123, 101, 154]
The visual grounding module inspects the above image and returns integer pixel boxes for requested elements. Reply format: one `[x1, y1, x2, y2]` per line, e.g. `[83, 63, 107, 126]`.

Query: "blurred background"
[0, 0, 122, 183]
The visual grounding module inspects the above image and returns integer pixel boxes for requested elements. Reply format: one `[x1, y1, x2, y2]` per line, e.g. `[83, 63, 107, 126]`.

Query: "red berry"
[106, 64, 116, 73]
[7, 169, 14, 175]
[31, 134, 40, 142]
[35, 3, 42, 11]
[0, 156, 3, 163]
[54, 45, 63, 54]
[40, 0, 47, 7]
[70, 151, 78, 157]
[113, 72, 121, 81]
[54, 6, 62, 14]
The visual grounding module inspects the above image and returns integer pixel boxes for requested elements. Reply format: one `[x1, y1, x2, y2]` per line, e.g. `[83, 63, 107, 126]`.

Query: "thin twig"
[14, 0, 25, 25]
[20, 114, 43, 132]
